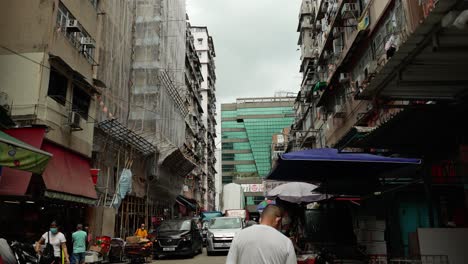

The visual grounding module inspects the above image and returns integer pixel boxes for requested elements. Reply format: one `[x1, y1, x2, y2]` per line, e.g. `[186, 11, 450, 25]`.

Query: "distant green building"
[221, 97, 295, 185]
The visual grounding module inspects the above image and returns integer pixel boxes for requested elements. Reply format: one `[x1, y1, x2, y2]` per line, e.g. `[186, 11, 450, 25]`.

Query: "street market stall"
[267, 148, 422, 263]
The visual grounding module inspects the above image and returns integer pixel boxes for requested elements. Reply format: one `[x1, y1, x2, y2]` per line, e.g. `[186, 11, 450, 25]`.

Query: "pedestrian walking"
[226, 205, 297, 264]
[35, 221, 70, 264]
[71, 224, 87, 264]
[83, 225, 92, 247]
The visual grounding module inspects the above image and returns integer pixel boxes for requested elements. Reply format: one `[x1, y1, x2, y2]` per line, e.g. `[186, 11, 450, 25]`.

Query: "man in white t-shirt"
[226, 205, 297, 264]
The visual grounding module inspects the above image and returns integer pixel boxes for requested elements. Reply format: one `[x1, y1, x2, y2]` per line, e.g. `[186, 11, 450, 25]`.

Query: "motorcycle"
[0, 239, 39, 264]
[10, 241, 39, 264]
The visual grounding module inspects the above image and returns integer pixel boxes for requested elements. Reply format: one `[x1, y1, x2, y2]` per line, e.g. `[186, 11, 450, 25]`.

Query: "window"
[47, 68, 68, 105]
[197, 38, 203, 45]
[89, 0, 99, 9]
[72, 86, 91, 120]
[56, 2, 96, 63]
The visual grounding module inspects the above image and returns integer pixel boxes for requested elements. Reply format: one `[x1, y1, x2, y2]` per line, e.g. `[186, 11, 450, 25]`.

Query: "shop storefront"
[0, 127, 97, 244]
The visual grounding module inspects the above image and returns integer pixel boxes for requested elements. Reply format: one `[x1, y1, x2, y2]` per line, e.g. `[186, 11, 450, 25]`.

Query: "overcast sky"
[187, 0, 302, 105]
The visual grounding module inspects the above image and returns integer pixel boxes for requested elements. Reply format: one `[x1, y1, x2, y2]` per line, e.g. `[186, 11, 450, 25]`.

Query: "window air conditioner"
[333, 27, 342, 39]
[320, 107, 328, 121]
[334, 104, 346, 117]
[316, 21, 322, 30]
[66, 20, 81, 32]
[69, 111, 82, 131]
[333, 37, 343, 54]
[364, 60, 378, 76]
[339, 73, 350, 83]
[80, 37, 95, 48]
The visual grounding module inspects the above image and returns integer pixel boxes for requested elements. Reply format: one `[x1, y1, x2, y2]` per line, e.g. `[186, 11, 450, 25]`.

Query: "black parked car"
[153, 218, 203, 258]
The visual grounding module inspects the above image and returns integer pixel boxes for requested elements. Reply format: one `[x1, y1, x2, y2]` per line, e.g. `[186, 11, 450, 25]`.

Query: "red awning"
[0, 127, 46, 196]
[41, 142, 97, 199]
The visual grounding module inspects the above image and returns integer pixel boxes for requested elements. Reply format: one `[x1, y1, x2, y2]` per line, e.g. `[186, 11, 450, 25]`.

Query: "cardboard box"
[89, 245, 101, 253]
[126, 236, 140, 244]
[358, 219, 386, 230]
[355, 229, 385, 242]
[85, 251, 99, 263]
[360, 242, 387, 255]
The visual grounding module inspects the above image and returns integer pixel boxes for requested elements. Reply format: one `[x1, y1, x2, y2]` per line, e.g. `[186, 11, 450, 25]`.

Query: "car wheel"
[188, 249, 195, 259]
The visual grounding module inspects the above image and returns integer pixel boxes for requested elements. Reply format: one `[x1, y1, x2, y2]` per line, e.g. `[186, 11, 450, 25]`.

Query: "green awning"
[313, 81, 327, 92]
[0, 130, 52, 174]
[44, 190, 96, 205]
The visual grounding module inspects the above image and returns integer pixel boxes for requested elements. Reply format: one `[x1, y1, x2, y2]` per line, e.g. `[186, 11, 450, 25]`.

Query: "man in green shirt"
[71, 224, 87, 264]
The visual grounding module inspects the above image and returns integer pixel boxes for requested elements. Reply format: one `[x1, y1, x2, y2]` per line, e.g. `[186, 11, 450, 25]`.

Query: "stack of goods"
[124, 237, 153, 257]
[354, 216, 387, 257]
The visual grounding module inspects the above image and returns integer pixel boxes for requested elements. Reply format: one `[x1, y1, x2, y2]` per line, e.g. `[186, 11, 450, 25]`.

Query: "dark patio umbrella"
[267, 148, 421, 195]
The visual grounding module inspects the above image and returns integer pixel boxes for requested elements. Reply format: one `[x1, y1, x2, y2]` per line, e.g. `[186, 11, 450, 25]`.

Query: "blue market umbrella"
[267, 148, 421, 195]
[256, 200, 275, 212]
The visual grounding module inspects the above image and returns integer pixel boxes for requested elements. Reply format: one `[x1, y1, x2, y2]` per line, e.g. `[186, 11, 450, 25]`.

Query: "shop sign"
[241, 184, 264, 193]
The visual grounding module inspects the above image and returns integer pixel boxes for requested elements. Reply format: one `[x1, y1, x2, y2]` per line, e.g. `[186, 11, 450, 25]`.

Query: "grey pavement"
[153, 248, 227, 264]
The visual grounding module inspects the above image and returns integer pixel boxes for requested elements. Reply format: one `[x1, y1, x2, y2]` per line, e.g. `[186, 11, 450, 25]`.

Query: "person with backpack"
[35, 221, 70, 264]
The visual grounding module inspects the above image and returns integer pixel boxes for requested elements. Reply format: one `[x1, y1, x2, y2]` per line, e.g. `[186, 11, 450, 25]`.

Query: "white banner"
[241, 184, 264, 193]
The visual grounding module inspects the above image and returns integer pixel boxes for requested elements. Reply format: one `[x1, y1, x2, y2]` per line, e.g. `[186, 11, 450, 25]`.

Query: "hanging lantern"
[90, 168, 100, 185]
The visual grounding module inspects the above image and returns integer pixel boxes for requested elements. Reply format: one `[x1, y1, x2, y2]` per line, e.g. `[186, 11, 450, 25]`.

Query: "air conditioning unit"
[69, 111, 82, 131]
[334, 104, 346, 117]
[368, 60, 378, 73]
[342, 3, 359, 19]
[339, 72, 350, 83]
[316, 20, 322, 30]
[319, 107, 328, 121]
[80, 37, 95, 48]
[333, 37, 343, 54]
[321, 2, 328, 13]
[0, 92, 11, 112]
[333, 27, 342, 39]
[296, 132, 305, 139]
[66, 19, 81, 32]
[321, 20, 328, 32]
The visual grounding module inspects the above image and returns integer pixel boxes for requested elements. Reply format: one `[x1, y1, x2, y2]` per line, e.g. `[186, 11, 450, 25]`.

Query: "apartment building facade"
[0, 0, 210, 238]
[182, 20, 207, 209]
[221, 97, 295, 212]
[293, 0, 468, 258]
[190, 26, 218, 211]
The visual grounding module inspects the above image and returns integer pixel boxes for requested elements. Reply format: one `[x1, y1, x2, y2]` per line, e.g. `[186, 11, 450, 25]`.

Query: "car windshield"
[159, 220, 191, 231]
[209, 218, 242, 229]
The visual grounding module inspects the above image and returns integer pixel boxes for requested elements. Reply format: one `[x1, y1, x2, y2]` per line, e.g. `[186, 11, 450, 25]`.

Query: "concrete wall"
[418, 228, 468, 264]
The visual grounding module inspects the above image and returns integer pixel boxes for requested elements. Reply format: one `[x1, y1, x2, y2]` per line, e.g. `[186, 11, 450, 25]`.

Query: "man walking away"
[226, 205, 297, 264]
[71, 224, 87, 264]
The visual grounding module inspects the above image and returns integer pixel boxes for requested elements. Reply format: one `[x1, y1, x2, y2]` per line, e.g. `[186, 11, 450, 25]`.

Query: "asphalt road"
[153, 248, 227, 264]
